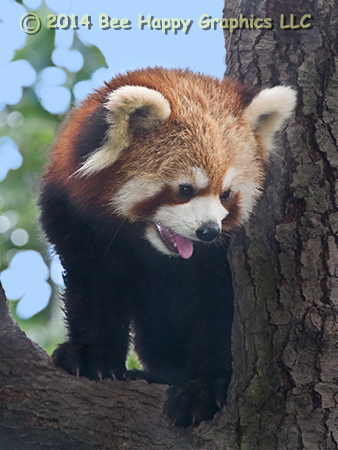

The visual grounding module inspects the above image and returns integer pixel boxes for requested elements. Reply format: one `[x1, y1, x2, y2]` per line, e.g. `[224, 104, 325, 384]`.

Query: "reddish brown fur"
[40, 68, 296, 429]
[44, 68, 266, 225]
[222, 192, 241, 230]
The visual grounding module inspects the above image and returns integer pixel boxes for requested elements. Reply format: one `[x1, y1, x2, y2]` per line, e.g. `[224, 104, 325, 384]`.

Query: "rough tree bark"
[222, 0, 338, 448]
[1, 0, 337, 448]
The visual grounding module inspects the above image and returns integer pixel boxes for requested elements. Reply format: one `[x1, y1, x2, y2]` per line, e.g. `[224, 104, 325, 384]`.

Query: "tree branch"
[0, 282, 218, 449]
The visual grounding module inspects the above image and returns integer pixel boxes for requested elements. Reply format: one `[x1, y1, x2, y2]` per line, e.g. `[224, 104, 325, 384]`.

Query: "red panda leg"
[128, 244, 234, 427]
[52, 281, 131, 381]
[40, 183, 132, 380]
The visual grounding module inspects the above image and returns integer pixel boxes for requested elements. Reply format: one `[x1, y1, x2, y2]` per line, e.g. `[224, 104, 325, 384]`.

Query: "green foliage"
[126, 349, 142, 371]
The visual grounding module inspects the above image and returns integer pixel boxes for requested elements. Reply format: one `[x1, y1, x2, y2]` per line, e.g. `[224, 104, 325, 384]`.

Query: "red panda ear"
[76, 86, 171, 177]
[106, 85, 171, 133]
[243, 86, 297, 157]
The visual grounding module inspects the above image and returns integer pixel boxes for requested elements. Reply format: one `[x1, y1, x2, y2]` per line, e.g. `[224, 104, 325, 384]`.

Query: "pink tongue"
[175, 234, 194, 259]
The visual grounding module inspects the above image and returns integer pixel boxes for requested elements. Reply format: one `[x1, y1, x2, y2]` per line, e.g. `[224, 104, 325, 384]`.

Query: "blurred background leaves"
[1, 0, 107, 354]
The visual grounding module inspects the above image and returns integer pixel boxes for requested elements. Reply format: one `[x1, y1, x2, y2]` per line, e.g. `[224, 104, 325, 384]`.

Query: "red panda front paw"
[52, 341, 127, 381]
[164, 377, 230, 428]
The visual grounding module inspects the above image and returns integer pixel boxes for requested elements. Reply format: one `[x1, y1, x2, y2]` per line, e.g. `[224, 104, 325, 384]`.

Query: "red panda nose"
[196, 222, 220, 242]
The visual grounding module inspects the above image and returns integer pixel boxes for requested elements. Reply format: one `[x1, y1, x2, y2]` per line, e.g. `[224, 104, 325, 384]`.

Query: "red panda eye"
[220, 189, 231, 202]
[178, 184, 194, 200]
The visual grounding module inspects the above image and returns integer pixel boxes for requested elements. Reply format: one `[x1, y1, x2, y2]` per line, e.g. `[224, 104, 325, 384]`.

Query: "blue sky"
[1, 0, 228, 110]
[44, 0, 227, 77]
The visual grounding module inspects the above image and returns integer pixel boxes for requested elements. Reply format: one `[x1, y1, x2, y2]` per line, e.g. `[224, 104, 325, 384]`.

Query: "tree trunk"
[223, 0, 338, 448]
[1, 0, 337, 448]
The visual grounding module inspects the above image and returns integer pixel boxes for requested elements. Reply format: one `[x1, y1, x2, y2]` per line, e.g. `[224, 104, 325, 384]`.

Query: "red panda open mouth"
[153, 222, 194, 259]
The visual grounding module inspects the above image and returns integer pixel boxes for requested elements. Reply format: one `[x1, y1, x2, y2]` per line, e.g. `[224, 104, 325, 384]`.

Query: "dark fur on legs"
[41, 183, 233, 427]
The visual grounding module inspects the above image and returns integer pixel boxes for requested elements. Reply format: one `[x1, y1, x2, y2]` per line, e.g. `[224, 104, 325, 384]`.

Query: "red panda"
[40, 67, 296, 427]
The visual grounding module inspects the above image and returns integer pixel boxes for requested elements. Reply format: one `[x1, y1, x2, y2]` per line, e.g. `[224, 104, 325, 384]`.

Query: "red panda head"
[50, 69, 296, 259]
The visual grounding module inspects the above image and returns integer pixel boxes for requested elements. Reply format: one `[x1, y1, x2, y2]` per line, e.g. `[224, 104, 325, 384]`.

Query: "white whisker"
[104, 218, 127, 257]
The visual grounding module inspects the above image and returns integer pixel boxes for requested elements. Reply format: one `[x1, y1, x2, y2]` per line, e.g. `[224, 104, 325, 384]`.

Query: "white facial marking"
[111, 177, 163, 219]
[154, 195, 228, 240]
[192, 167, 209, 190]
[222, 165, 262, 225]
[222, 167, 238, 191]
[237, 181, 261, 222]
[221, 166, 264, 225]
[174, 167, 209, 192]
[145, 225, 174, 256]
